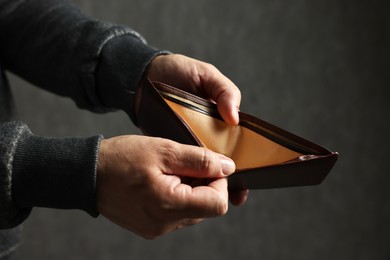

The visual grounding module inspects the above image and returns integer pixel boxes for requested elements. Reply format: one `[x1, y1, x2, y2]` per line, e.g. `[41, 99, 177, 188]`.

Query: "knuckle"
[202, 63, 218, 78]
[216, 200, 228, 216]
[199, 148, 216, 176]
[160, 138, 178, 151]
[160, 139, 179, 166]
[203, 61, 217, 71]
[195, 61, 216, 79]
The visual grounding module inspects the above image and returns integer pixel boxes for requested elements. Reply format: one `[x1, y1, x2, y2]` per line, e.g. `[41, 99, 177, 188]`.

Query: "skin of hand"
[146, 54, 249, 205]
[146, 54, 241, 125]
[97, 54, 248, 239]
[97, 135, 236, 239]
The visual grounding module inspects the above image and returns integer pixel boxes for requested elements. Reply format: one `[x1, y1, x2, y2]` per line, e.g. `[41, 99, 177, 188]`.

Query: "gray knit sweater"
[0, 0, 165, 257]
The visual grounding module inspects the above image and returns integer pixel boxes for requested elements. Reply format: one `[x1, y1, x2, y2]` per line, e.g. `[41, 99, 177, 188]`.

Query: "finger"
[162, 142, 236, 178]
[197, 63, 241, 125]
[229, 189, 249, 206]
[216, 90, 241, 126]
[173, 177, 229, 219]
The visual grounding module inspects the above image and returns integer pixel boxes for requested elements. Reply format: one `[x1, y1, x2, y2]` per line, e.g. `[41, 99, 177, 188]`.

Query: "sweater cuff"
[12, 134, 103, 217]
[96, 34, 169, 124]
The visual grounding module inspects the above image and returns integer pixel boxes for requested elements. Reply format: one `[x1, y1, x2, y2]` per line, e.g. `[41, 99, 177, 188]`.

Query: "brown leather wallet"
[136, 79, 338, 190]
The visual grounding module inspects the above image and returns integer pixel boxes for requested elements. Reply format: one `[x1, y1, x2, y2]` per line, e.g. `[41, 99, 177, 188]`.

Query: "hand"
[146, 54, 241, 125]
[146, 54, 249, 205]
[97, 135, 236, 239]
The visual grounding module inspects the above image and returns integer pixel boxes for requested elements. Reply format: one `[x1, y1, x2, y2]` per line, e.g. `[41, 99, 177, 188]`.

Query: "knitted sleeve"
[0, 0, 168, 122]
[0, 122, 103, 228]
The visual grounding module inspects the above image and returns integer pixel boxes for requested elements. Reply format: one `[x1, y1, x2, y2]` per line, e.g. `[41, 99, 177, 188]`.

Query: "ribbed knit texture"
[0, 122, 102, 225]
[12, 130, 103, 217]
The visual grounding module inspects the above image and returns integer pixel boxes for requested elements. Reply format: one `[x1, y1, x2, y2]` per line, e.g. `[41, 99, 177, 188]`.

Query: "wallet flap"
[136, 79, 201, 146]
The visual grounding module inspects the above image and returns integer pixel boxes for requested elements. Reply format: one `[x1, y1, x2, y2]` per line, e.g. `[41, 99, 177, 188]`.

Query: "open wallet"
[136, 79, 338, 190]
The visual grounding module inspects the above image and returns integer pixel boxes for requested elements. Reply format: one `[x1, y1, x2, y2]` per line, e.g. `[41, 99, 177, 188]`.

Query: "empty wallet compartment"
[136, 80, 338, 190]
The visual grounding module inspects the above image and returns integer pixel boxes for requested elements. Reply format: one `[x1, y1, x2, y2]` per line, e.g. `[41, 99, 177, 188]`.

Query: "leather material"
[137, 79, 338, 190]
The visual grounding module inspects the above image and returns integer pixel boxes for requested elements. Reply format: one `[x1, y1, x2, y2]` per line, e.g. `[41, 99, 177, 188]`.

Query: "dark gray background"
[7, 0, 390, 259]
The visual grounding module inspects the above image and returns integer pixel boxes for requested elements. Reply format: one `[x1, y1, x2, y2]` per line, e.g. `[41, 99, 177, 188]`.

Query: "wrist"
[96, 35, 169, 123]
[12, 133, 103, 217]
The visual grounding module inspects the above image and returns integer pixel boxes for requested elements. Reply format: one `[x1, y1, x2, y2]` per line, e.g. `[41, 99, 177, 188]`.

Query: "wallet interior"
[160, 92, 304, 171]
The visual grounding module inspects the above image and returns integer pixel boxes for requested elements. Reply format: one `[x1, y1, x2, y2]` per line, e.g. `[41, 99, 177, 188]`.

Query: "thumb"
[216, 91, 240, 126]
[163, 143, 236, 178]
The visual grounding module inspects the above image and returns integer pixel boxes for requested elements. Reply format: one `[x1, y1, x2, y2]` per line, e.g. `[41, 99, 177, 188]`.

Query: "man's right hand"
[96, 135, 236, 239]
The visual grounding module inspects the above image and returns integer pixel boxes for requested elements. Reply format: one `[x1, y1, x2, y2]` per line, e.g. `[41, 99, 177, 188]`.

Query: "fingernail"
[221, 157, 236, 176]
[232, 106, 240, 125]
[234, 111, 240, 125]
